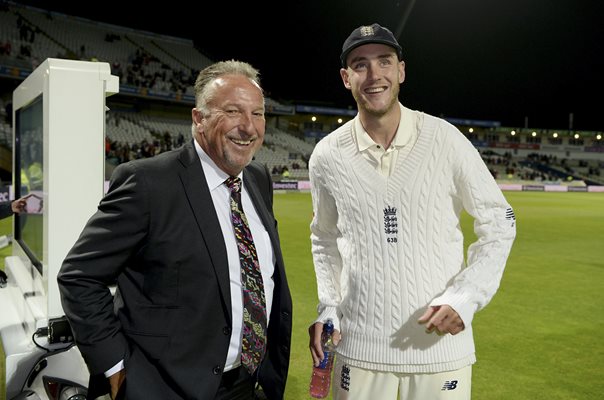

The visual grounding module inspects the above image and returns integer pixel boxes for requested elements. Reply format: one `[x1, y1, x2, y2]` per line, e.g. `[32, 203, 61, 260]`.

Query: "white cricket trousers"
[331, 359, 472, 400]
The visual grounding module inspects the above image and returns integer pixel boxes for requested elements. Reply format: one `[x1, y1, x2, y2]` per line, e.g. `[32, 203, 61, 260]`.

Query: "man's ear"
[399, 61, 406, 84]
[192, 108, 203, 125]
[192, 108, 207, 137]
[340, 68, 352, 90]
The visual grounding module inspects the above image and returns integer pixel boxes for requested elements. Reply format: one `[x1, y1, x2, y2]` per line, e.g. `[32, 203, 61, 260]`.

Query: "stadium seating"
[0, 2, 602, 186]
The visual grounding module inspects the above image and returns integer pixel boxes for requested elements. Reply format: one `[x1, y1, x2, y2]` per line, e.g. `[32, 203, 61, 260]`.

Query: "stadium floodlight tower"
[0, 58, 119, 399]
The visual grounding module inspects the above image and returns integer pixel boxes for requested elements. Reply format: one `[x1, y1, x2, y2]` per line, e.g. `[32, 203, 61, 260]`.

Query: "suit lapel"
[177, 143, 232, 319]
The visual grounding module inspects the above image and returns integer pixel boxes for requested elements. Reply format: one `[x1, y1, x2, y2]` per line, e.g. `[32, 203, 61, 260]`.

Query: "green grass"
[466, 192, 604, 400]
[2, 192, 603, 399]
[276, 191, 604, 400]
[0, 217, 12, 399]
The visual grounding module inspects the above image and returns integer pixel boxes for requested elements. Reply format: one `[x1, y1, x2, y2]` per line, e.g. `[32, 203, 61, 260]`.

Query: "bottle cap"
[324, 319, 334, 335]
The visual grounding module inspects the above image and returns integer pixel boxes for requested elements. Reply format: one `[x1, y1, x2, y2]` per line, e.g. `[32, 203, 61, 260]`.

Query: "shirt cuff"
[104, 360, 124, 377]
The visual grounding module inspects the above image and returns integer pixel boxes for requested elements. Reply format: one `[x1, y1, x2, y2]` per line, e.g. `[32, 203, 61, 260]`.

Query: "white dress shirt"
[195, 141, 275, 372]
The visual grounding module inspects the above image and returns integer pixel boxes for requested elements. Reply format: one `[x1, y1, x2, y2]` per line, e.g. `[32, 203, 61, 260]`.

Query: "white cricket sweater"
[309, 108, 516, 373]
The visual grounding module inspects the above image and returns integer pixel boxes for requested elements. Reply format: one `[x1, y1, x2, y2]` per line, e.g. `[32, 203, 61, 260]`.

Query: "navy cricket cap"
[340, 23, 403, 68]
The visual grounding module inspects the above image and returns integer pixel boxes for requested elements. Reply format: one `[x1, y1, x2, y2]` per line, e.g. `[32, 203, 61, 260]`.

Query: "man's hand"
[11, 194, 32, 214]
[418, 305, 465, 335]
[308, 322, 341, 367]
[108, 369, 125, 399]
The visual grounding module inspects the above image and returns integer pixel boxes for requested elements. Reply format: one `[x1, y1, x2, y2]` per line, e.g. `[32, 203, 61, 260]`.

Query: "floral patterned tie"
[225, 176, 267, 374]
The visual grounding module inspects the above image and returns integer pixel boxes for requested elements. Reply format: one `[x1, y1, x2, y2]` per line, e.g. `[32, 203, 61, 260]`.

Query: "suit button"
[223, 326, 231, 335]
[281, 311, 289, 318]
[212, 365, 222, 375]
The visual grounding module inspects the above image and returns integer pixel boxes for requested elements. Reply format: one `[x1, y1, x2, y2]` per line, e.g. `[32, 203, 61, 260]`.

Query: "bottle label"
[318, 350, 331, 369]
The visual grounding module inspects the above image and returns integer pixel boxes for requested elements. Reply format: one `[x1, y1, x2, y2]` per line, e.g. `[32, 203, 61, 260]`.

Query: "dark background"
[13, 0, 604, 130]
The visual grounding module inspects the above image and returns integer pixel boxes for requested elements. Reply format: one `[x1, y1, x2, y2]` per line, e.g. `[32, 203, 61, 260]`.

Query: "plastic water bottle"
[309, 319, 336, 398]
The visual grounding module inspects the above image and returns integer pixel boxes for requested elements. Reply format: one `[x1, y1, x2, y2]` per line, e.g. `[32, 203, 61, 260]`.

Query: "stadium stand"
[0, 1, 603, 188]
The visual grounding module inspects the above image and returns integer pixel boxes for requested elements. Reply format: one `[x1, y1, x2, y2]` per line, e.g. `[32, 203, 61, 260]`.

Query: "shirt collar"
[194, 140, 243, 191]
[354, 103, 415, 152]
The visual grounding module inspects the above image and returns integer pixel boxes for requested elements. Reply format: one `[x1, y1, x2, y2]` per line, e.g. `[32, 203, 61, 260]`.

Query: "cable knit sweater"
[309, 108, 516, 373]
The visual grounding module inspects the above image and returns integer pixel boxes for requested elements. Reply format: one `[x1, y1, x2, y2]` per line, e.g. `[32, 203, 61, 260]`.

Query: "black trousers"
[215, 367, 256, 400]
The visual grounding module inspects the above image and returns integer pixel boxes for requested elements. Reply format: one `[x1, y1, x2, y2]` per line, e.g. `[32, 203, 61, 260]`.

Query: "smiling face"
[340, 43, 405, 118]
[192, 74, 265, 176]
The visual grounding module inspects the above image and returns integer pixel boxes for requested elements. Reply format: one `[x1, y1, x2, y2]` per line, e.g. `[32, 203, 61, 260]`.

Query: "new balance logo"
[441, 380, 458, 391]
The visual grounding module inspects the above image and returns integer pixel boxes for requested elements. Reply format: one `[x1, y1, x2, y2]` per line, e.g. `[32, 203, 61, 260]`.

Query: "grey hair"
[191, 60, 262, 137]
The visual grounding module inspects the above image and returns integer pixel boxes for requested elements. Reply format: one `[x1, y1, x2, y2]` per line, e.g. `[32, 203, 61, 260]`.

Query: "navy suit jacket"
[58, 141, 292, 399]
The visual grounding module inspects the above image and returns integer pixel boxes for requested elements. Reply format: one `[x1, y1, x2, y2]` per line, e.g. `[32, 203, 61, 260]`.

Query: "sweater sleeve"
[309, 147, 344, 331]
[430, 134, 516, 327]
